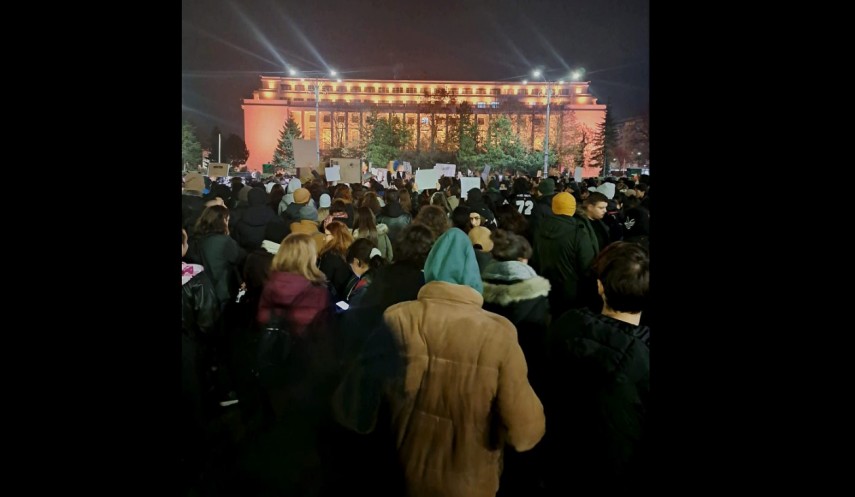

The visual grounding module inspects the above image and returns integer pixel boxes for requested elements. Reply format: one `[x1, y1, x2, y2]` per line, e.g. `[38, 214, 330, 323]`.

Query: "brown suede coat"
[383, 281, 545, 497]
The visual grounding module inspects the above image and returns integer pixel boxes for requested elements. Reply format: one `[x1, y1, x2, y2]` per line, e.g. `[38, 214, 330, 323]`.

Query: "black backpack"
[255, 309, 295, 388]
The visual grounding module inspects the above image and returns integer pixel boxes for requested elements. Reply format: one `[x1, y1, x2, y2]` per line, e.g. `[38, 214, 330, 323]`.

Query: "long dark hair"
[346, 238, 387, 270]
[194, 205, 230, 236]
[361, 192, 382, 216]
[451, 206, 473, 233]
[353, 206, 379, 243]
[395, 224, 434, 269]
[414, 204, 450, 240]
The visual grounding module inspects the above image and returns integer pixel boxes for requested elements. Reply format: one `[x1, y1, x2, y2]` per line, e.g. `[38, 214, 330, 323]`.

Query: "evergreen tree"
[272, 116, 302, 171]
[182, 121, 203, 171]
[455, 102, 481, 171]
[481, 115, 527, 171]
[590, 105, 618, 176]
[223, 134, 250, 168]
[363, 113, 412, 167]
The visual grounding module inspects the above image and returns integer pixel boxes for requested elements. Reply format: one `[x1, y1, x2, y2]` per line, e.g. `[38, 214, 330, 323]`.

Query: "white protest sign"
[435, 163, 456, 177]
[415, 169, 440, 192]
[460, 177, 481, 199]
[402, 161, 412, 173]
[574, 166, 583, 182]
[481, 165, 491, 184]
[324, 166, 341, 182]
[372, 168, 387, 181]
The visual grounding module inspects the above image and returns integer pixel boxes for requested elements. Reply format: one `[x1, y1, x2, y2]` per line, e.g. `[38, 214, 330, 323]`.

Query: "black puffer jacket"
[232, 188, 278, 251]
[541, 307, 650, 492]
[319, 251, 353, 300]
[481, 260, 550, 389]
[353, 261, 425, 311]
[181, 266, 221, 478]
[530, 214, 597, 318]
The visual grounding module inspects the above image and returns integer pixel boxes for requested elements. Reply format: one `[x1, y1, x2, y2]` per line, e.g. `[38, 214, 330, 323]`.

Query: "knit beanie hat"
[552, 192, 577, 216]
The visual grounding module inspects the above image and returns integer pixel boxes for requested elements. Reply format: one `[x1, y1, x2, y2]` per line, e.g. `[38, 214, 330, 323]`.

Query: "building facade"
[243, 76, 606, 174]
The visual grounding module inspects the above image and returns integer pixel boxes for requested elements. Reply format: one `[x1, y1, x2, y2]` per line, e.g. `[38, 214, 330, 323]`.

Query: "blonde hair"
[271, 233, 327, 285]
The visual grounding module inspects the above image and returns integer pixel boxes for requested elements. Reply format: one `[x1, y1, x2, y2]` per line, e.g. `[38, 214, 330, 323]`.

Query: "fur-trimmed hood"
[482, 276, 551, 306]
[352, 223, 389, 238]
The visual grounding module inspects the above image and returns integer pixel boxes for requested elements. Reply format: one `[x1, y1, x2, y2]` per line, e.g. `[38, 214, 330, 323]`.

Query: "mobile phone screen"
[336, 301, 350, 310]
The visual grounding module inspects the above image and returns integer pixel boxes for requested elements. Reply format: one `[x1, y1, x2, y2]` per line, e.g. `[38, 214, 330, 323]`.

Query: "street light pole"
[543, 82, 551, 177]
[293, 69, 336, 167]
[315, 82, 321, 165]
[532, 68, 583, 178]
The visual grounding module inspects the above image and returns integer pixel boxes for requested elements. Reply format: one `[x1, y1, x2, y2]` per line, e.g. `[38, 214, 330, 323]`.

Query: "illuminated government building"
[242, 76, 606, 174]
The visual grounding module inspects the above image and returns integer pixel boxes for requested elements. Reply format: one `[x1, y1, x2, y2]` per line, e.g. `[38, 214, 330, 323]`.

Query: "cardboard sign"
[292, 139, 319, 171]
[434, 163, 456, 177]
[325, 166, 341, 182]
[331, 158, 362, 184]
[208, 163, 229, 178]
[415, 169, 440, 192]
[460, 177, 481, 199]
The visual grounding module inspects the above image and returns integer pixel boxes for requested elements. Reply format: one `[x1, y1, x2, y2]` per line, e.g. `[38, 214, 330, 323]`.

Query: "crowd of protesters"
[181, 167, 651, 496]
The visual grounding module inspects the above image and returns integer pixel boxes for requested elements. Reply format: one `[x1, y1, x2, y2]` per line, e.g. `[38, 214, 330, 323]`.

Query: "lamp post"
[532, 69, 555, 177]
[292, 68, 337, 166]
[531, 69, 584, 177]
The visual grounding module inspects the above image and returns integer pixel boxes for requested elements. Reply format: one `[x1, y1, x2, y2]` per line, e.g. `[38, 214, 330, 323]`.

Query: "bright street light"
[532, 69, 541, 78]
[288, 69, 296, 76]
[330, 70, 337, 76]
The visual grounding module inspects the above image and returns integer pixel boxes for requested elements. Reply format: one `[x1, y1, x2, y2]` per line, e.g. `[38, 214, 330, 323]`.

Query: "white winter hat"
[596, 182, 616, 199]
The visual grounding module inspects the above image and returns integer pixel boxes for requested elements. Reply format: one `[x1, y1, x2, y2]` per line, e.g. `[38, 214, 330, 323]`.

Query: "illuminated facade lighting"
[242, 76, 605, 172]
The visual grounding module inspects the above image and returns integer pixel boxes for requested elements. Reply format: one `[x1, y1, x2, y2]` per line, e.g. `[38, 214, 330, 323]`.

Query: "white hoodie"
[278, 178, 302, 215]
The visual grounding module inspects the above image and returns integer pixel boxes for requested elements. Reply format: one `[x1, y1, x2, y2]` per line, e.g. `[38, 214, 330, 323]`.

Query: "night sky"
[182, 0, 648, 139]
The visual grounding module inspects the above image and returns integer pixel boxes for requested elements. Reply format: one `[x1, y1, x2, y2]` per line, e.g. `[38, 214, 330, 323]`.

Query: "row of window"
[281, 84, 573, 96]
[303, 115, 490, 126]
[291, 99, 502, 108]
